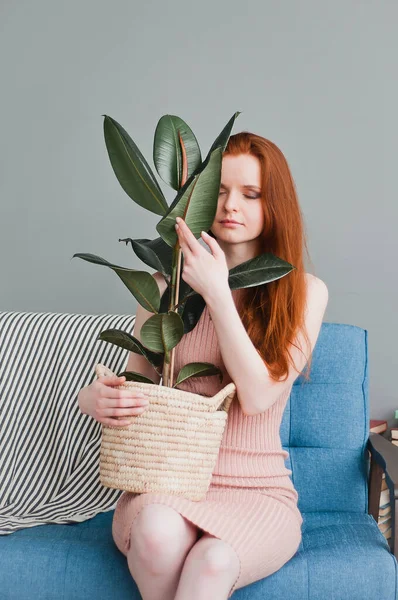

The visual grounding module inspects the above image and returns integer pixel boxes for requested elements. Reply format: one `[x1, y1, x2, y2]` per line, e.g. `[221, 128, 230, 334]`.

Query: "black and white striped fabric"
[0, 310, 136, 536]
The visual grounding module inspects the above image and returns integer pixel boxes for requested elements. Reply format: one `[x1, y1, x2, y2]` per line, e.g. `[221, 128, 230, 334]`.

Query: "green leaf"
[227, 254, 295, 289]
[158, 283, 207, 334]
[160, 277, 192, 313]
[103, 115, 169, 216]
[72, 253, 161, 313]
[153, 115, 202, 190]
[154, 111, 241, 247]
[173, 362, 224, 387]
[156, 146, 223, 247]
[117, 370, 157, 384]
[179, 292, 207, 333]
[206, 111, 242, 158]
[179, 111, 242, 186]
[140, 311, 184, 353]
[186, 111, 242, 185]
[118, 236, 174, 277]
[97, 328, 164, 370]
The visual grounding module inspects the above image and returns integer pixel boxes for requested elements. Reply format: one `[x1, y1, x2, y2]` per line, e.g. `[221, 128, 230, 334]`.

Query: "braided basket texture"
[95, 363, 236, 501]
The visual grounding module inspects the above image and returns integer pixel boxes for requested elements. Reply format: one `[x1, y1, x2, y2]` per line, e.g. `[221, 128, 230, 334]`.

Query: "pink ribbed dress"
[112, 298, 303, 597]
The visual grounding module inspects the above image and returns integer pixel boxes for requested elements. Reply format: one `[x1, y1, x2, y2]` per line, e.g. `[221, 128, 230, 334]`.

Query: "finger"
[101, 405, 148, 416]
[201, 230, 222, 257]
[104, 387, 146, 400]
[176, 219, 200, 254]
[176, 224, 192, 258]
[108, 395, 149, 408]
[99, 375, 126, 385]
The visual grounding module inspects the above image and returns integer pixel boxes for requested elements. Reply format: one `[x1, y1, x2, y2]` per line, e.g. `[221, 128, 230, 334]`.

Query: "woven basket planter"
[95, 363, 236, 501]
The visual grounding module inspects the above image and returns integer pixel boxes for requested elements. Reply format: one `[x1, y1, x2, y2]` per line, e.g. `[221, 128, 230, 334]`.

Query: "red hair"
[218, 131, 316, 383]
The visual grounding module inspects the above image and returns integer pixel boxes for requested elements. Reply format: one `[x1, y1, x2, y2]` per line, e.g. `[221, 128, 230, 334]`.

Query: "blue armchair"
[0, 310, 397, 599]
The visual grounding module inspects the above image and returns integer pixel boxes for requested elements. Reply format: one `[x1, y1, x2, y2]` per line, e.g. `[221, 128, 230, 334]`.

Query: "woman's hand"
[78, 375, 150, 427]
[175, 216, 229, 302]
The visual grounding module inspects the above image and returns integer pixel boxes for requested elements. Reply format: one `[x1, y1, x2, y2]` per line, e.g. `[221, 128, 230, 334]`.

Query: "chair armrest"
[367, 432, 398, 558]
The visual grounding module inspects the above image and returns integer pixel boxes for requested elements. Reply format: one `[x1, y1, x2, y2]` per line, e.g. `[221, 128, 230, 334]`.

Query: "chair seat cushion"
[0, 510, 396, 599]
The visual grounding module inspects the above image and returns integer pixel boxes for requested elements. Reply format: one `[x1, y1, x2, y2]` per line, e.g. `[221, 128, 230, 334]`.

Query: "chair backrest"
[0, 310, 135, 534]
[280, 322, 370, 514]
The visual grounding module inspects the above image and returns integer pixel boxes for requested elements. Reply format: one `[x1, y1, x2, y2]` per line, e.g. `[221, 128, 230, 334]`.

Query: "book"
[379, 519, 392, 535]
[370, 420, 388, 434]
[368, 421, 392, 541]
[379, 488, 390, 507]
[390, 426, 398, 440]
[378, 512, 392, 525]
[379, 504, 391, 518]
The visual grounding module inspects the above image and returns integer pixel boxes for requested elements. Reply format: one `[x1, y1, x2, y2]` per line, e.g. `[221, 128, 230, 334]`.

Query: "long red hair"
[216, 131, 316, 383]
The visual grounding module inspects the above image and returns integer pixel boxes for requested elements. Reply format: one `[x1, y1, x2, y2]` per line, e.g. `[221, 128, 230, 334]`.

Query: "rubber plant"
[73, 112, 295, 389]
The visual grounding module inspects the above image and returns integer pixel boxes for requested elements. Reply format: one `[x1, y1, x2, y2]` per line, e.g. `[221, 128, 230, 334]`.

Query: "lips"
[220, 220, 242, 224]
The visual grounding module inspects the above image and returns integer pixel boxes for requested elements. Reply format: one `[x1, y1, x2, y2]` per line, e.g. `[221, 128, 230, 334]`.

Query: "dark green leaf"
[154, 112, 241, 247]
[153, 115, 202, 190]
[97, 328, 164, 369]
[180, 293, 207, 333]
[103, 115, 169, 216]
[228, 254, 295, 289]
[174, 362, 223, 387]
[72, 253, 160, 313]
[118, 236, 174, 277]
[156, 146, 223, 247]
[206, 111, 242, 158]
[117, 370, 157, 384]
[140, 311, 184, 353]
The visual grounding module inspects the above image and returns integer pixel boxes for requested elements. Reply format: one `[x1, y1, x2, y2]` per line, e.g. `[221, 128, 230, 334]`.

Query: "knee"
[187, 537, 240, 578]
[130, 504, 197, 562]
[203, 546, 233, 575]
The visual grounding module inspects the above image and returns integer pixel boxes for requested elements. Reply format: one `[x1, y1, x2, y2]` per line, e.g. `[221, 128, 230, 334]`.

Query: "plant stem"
[162, 130, 188, 388]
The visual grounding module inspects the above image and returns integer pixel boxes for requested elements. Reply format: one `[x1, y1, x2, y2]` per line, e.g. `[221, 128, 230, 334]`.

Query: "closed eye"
[219, 191, 259, 199]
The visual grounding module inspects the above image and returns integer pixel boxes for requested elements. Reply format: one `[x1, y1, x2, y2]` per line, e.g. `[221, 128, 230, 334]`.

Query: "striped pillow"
[0, 310, 136, 536]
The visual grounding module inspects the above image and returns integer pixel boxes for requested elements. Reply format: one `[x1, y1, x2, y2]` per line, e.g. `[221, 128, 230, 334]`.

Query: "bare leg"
[126, 504, 200, 600]
[174, 533, 241, 600]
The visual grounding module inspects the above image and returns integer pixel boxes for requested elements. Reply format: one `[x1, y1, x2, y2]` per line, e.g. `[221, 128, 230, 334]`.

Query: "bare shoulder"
[281, 273, 328, 385]
[305, 272, 328, 305]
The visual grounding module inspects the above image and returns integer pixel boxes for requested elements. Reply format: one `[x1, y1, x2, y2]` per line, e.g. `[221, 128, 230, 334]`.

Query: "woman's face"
[210, 153, 265, 246]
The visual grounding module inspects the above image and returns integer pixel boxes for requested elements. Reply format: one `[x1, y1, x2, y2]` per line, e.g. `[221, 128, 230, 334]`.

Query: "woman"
[111, 131, 329, 599]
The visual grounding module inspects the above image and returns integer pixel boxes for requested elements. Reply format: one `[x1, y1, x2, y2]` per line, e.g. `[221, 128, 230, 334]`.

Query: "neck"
[216, 236, 263, 270]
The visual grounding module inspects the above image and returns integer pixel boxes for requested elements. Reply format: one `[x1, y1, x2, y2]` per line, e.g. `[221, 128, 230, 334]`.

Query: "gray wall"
[1, 1, 396, 424]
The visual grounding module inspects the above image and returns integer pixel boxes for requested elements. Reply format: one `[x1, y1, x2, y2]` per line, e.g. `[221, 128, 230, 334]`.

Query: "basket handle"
[95, 363, 115, 379]
[210, 382, 236, 412]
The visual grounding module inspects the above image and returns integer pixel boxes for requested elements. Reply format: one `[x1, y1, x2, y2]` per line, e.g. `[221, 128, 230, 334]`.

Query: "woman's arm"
[205, 274, 329, 416]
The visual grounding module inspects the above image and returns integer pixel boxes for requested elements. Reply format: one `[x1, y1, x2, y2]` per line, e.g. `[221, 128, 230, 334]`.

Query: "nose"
[221, 189, 240, 212]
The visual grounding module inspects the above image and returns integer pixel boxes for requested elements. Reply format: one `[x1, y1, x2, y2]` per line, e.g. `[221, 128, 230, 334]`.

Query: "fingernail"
[176, 217, 181, 222]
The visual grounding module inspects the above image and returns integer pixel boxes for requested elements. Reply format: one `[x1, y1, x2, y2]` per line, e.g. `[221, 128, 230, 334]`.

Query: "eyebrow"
[220, 183, 261, 191]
